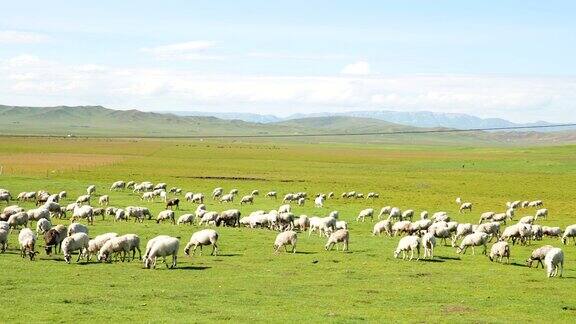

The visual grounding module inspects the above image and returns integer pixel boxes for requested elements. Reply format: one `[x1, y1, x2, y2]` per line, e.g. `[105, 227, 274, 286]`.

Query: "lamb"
[535, 208, 548, 219]
[266, 191, 277, 199]
[110, 180, 126, 191]
[18, 228, 38, 260]
[0, 228, 7, 253]
[422, 232, 436, 259]
[393, 235, 421, 260]
[71, 205, 94, 225]
[372, 220, 392, 236]
[219, 193, 234, 203]
[456, 232, 489, 255]
[87, 233, 118, 260]
[97, 234, 141, 262]
[273, 230, 297, 254]
[456, 197, 462, 205]
[76, 194, 91, 205]
[156, 210, 176, 225]
[35, 218, 51, 235]
[62, 232, 89, 263]
[561, 224, 576, 245]
[544, 248, 563, 278]
[44, 225, 67, 255]
[325, 229, 349, 251]
[215, 209, 241, 227]
[177, 214, 195, 225]
[8, 211, 29, 230]
[314, 196, 324, 208]
[144, 236, 180, 269]
[240, 195, 254, 205]
[98, 195, 109, 206]
[86, 185, 96, 195]
[183, 229, 219, 256]
[459, 202, 473, 213]
[526, 245, 554, 268]
[542, 226, 562, 238]
[356, 208, 374, 222]
[67, 223, 89, 237]
[489, 241, 510, 263]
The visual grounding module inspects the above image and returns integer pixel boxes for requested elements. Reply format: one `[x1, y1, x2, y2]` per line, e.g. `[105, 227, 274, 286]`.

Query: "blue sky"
[1, 1, 575, 122]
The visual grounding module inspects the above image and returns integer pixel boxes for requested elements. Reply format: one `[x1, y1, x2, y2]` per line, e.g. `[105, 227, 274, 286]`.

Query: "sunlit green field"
[0, 137, 575, 322]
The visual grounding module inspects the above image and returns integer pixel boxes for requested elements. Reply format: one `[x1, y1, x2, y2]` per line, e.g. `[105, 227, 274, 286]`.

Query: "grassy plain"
[0, 137, 575, 322]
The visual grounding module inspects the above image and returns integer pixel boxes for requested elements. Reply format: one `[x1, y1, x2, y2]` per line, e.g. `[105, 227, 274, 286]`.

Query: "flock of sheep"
[0, 182, 573, 276]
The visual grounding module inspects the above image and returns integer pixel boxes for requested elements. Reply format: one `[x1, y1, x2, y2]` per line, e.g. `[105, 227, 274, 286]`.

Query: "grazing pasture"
[0, 137, 575, 322]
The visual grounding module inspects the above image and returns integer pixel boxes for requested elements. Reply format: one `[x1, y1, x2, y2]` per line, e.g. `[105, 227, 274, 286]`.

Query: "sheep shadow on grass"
[419, 258, 445, 263]
[174, 265, 211, 271]
[437, 256, 461, 261]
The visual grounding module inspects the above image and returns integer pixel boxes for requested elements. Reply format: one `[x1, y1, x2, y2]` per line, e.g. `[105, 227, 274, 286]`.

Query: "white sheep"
[110, 181, 125, 191]
[62, 232, 89, 263]
[378, 206, 391, 219]
[297, 197, 305, 206]
[183, 229, 219, 256]
[294, 215, 309, 231]
[212, 187, 223, 200]
[526, 245, 554, 268]
[314, 196, 324, 208]
[542, 226, 562, 238]
[219, 193, 234, 203]
[35, 218, 51, 235]
[177, 214, 195, 225]
[422, 232, 436, 259]
[27, 207, 50, 221]
[114, 209, 127, 222]
[86, 185, 96, 195]
[67, 222, 89, 237]
[420, 211, 428, 220]
[144, 236, 180, 269]
[519, 216, 535, 224]
[8, 211, 29, 230]
[535, 208, 548, 219]
[18, 228, 38, 260]
[274, 230, 297, 254]
[544, 248, 563, 278]
[185, 192, 194, 202]
[401, 209, 414, 221]
[278, 204, 291, 214]
[335, 220, 348, 231]
[459, 202, 472, 213]
[456, 232, 489, 255]
[394, 235, 421, 260]
[0, 228, 7, 253]
[266, 191, 277, 199]
[451, 223, 473, 247]
[240, 195, 254, 205]
[98, 195, 109, 206]
[387, 207, 402, 221]
[76, 194, 91, 205]
[561, 224, 576, 245]
[489, 241, 510, 263]
[478, 211, 495, 224]
[325, 229, 349, 251]
[97, 234, 141, 262]
[87, 232, 118, 260]
[392, 221, 413, 237]
[191, 193, 204, 204]
[455, 197, 462, 205]
[198, 211, 219, 226]
[71, 205, 94, 225]
[372, 220, 392, 236]
[156, 210, 176, 225]
[356, 208, 374, 222]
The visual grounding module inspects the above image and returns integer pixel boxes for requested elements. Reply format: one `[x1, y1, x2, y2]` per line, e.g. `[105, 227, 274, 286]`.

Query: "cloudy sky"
[1, 1, 575, 122]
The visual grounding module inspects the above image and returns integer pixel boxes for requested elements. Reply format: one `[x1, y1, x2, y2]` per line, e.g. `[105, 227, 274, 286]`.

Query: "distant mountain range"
[0, 105, 574, 145]
[165, 110, 556, 130]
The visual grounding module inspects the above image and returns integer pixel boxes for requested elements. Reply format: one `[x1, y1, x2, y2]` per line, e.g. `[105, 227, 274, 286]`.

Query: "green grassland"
[0, 137, 575, 322]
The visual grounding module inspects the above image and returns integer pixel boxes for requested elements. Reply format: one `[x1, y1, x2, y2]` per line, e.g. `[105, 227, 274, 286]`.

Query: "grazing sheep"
[266, 191, 277, 199]
[297, 197, 305, 206]
[544, 248, 563, 278]
[459, 202, 473, 213]
[35, 218, 51, 235]
[62, 232, 89, 263]
[561, 224, 576, 245]
[411, 219, 432, 232]
[274, 231, 297, 254]
[219, 193, 234, 203]
[58, 191, 67, 200]
[126, 181, 136, 189]
[185, 192, 194, 202]
[198, 211, 219, 226]
[8, 211, 29, 230]
[110, 181, 126, 191]
[478, 211, 495, 224]
[0, 192, 10, 204]
[393, 235, 421, 260]
[529, 200, 543, 208]
[542, 226, 562, 238]
[1, 205, 24, 221]
[278, 204, 291, 214]
[86, 185, 96, 196]
[97, 234, 141, 262]
[431, 211, 450, 223]
[387, 207, 402, 221]
[401, 209, 414, 221]
[112, 209, 127, 222]
[314, 196, 324, 208]
[372, 220, 392, 236]
[87, 233, 118, 260]
[422, 232, 436, 259]
[431, 225, 451, 246]
[420, 211, 429, 220]
[519, 216, 535, 224]
[309, 216, 337, 237]
[367, 192, 379, 199]
[67, 223, 89, 237]
[489, 241, 510, 263]
[177, 214, 195, 225]
[325, 229, 349, 251]
[71, 205, 94, 225]
[474, 222, 500, 240]
[456, 232, 489, 255]
[18, 228, 38, 260]
[76, 194, 91, 205]
[392, 221, 413, 237]
[27, 207, 50, 222]
[44, 225, 66, 255]
[0, 228, 7, 253]
[98, 195, 109, 206]
[215, 209, 241, 227]
[357, 208, 374, 222]
[212, 187, 223, 200]
[144, 236, 180, 269]
[378, 206, 391, 219]
[335, 220, 348, 231]
[532, 225, 543, 240]
[526, 245, 554, 268]
[535, 208, 548, 219]
[184, 229, 219, 256]
[125, 206, 152, 223]
[277, 212, 295, 231]
[452, 223, 474, 247]
[240, 195, 254, 205]
[156, 210, 176, 225]
[165, 198, 180, 210]
[294, 215, 310, 231]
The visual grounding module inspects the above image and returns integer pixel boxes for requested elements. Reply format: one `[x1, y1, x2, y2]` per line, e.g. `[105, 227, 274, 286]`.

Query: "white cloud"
[0, 30, 50, 44]
[1, 55, 575, 123]
[341, 61, 370, 75]
[141, 41, 223, 60]
[247, 52, 349, 60]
